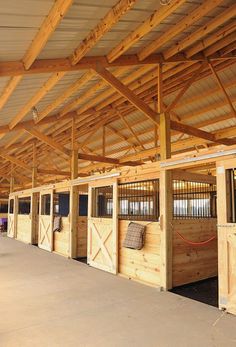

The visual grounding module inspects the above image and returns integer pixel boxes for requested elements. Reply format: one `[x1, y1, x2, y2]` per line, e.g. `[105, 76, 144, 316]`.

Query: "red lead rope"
[175, 230, 216, 247]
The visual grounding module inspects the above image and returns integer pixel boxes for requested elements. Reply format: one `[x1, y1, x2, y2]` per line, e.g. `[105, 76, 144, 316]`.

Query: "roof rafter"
[138, 0, 225, 61]
[0, 0, 73, 122]
[70, 0, 137, 65]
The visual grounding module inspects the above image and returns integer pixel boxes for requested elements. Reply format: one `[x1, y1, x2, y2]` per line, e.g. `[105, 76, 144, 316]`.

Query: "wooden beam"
[0, 53, 235, 78]
[78, 152, 142, 166]
[107, 0, 186, 62]
[10, 164, 14, 193]
[165, 63, 206, 113]
[71, 118, 79, 180]
[163, 3, 236, 59]
[70, 0, 136, 65]
[23, 0, 73, 70]
[94, 63, 230, 146]
[37, 169, 71, 177]
[94, 64, 160, 123]
[0, 153, 31, 171]
[9, 72, 65, 129]
[138, 0, 225, 61]
[186, 21, 236, 58]
[0, 0, 73, 131]
[115, 109, 145, 149]
[78, 153, 119, 164]
[32, 142, 37, 188]
[0, 76, 22, 111]
[37, 70, 95, 123]
[24, 127, 71, 157]
[208, 61, 236, 118]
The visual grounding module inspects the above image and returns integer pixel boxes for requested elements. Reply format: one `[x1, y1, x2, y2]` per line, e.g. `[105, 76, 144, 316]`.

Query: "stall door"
[38, 190, 53, 251]
[217, 164, 236, 315]
[16, 195, 32, 243]
[7, 197, 17, 238]
[87, 180, 118, 274]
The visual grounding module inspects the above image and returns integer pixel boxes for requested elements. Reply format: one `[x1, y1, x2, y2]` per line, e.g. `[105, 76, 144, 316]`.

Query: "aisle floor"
[1, 236, 236, 347]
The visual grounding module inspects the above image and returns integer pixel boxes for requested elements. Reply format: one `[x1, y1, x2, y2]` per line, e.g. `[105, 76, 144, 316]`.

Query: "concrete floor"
[1, 236, 236, 347]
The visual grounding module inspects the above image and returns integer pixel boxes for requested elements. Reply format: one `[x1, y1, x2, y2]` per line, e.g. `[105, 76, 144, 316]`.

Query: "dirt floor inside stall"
[171, 277, 218, 308]
[1, 235, 236, 347]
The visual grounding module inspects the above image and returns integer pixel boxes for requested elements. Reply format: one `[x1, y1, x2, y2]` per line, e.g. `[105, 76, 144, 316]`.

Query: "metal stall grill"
[118, 179, 159, 221]
[173, 179, 217, 219]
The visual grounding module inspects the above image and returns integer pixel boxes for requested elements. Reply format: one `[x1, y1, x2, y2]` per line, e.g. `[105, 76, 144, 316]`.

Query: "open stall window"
[9, 199, 14, 214]
[0, 201, 8, 213]
[41, 194, 51, 215]
[173, 179, 217, 219]
[79, 194, 88, 216]
[18, 196, 31, 215]
[118, 179, 159, 221]
[53, 192, 70, 217]
[92, 186, 113, 218]
[227, 169, 236, 223]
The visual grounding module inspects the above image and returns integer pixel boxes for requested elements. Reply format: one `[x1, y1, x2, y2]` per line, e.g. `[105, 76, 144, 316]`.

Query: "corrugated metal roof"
[0, 0, 53, 61]
[0, 0, 235, 170]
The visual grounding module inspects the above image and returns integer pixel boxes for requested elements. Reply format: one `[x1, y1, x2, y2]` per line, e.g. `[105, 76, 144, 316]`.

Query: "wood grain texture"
[172, 219, 217, 287]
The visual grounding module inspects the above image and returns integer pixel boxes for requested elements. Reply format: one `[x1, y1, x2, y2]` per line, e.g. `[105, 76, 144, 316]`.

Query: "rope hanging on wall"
[175, 230, 216, 247]
[160, 0, 171, 5]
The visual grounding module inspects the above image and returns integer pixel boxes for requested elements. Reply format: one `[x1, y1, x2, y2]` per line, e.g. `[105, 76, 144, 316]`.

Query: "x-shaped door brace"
[39, 218, 51, 246]
[90, 222, 113, 268]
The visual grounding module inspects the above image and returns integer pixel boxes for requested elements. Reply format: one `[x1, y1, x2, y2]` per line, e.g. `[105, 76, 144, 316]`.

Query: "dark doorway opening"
[76, 257, 87, 264]
[171, 277, 218, 307]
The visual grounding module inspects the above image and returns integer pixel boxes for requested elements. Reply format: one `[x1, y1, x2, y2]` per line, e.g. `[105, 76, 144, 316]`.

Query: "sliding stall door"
[38, 190, 53, 252]
[7, 197, 17, 238]
[217, 164, 236, 315]
[87, 180, 118, 274]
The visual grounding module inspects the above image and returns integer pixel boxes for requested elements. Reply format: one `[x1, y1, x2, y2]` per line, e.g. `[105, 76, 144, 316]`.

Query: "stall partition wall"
[16, 195, 32, 244]
[87, 179, 118, 274]
[119, 220, 161, 286]
[217, 159, 236, 315]
[77, 217, 87, 257]
[171, 171, 218, 287]
[172, 219, 217, 286]
[7, 196, 17, 238]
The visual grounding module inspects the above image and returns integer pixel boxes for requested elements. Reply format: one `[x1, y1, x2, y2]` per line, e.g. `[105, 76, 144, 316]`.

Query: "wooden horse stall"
[77, 185, 88, 259]
[7, 196, 17, 238]
[171, 170, 218, 287]
[52, 188, 70, 257]
[16, 194, 32, 244]
[117, 164, 161, 287]
[217, 159, 236, 315]
[87, 177, 118, 274]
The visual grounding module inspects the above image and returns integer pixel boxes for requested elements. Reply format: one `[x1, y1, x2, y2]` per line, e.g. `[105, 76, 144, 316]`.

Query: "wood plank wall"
[53, 216, 70, 256]
[77, 216, 87, 257]
[118, 220, 161, 287]
[16, 214, 31, 243]
[172, 219, 217, 287]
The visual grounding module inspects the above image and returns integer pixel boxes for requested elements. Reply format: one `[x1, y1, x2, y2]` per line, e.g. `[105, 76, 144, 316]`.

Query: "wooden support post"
[216, 163, 229, 310]
[70, 118, 79, 258]
[158, 63, 173, 290]
[102, 126, 106, 157]
[32, 142, 37, 188]
[10, 164, 14, 193]
[31, 142, 38, 244]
